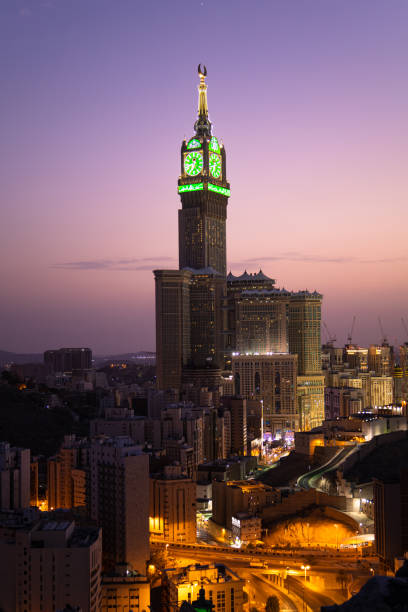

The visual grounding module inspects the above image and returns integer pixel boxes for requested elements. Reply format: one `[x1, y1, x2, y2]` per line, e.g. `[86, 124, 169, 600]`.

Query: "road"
[296, 445, 359, 490]
[241, 570, 298, 612]
[166, 546, 341, 611]
[153, 540, 367, 568]
[286, 575, 334, 612]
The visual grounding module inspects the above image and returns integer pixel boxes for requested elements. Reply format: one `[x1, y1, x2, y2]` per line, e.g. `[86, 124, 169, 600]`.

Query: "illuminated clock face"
[209, 136, 220, 153]
[187, 138, 201, 149]
[209, 153, 222, 179]
[184, 151, 203, 176]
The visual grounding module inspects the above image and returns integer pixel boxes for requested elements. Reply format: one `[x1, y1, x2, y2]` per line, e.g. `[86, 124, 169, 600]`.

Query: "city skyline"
[2, 0, 408, 353]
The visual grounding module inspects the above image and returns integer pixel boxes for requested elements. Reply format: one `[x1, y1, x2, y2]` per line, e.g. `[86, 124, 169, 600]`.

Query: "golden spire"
[198, 63, 208, 117]
[194, 64, 212, 137]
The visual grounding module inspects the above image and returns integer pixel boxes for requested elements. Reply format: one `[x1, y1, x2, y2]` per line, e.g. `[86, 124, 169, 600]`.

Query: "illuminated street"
[152, 539, 378, 611]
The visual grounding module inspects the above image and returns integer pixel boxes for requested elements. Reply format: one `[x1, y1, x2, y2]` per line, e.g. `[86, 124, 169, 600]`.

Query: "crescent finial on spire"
[194, 64, 212, 137]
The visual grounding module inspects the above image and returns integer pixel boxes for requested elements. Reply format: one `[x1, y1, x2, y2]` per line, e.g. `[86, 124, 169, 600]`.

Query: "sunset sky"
[2, 0, 408, 354]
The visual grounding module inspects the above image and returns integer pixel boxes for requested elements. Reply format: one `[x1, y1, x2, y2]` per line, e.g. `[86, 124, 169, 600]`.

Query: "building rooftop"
[165, 563, 240, 585]
[225, 479, 274, 492]
[183, 266, 222, 276]
[227, 269, 275, 283]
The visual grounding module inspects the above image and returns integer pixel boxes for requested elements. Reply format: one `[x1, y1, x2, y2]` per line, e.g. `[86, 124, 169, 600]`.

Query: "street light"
[301, 565, 310, 582]
[301, 565, 310, 612]
[334, 523, 339, 550]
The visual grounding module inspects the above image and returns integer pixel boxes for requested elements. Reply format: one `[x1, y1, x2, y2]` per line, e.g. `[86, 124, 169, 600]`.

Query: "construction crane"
[402, 317, 408, 341]
[346, 316, 356, 346]
[323, 322, 336, 347]
[378, 316, 388, 346]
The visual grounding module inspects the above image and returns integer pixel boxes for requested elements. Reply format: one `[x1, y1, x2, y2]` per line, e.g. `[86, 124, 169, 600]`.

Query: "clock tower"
[178, 65, 230, 277]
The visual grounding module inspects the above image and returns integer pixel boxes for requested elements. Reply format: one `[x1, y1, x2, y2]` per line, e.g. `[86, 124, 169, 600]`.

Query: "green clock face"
[184, 151, 203, 176]
[209, 153, 222, 178]
[209, 136, 220, 153]
[187, 138, 201, 149]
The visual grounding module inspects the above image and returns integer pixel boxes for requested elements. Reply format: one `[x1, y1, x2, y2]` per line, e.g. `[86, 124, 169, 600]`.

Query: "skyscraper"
[288, 291, 324, 430]
[154, 67, 324, 431]
[155, 66, 229, 391]
[288, 291, 322, 376]
[154, 270, 192, 390]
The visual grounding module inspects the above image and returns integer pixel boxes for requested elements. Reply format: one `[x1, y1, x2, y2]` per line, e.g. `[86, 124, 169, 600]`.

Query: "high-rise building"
[90, 436, 149, 574]
[0, 511, 102, 612]
[370, 376, 393, 407]
[44, 348, 92, 373]
[149, 464, 196, 543]
[368, 344, 393, 376]
[47, 435, 90, 513]
[189, 270, 226, 369]
[374, 471, 408, 568]
[344, 346, 368, 372]
[154, 67, 323, 417]
[154, 270, 192, 391]
[221, 397, 247, 456]
[400, 343, 408, 404]
[297, 374, 325, 430]
[226, 271, 289, 362]
[155, 67, 229, 392]
[287, 291, 325, 430]
[232, 354, 297, 435]
[0, 442, 30, 509]
[288, 291, 322, 376]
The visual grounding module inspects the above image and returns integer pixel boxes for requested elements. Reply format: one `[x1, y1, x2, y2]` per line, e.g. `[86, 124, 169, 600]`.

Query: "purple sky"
[2, 0, 408, 354]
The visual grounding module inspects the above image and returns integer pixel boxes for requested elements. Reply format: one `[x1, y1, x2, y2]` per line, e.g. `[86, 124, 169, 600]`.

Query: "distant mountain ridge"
[0, 350, 43, 367]
[0, 350, 156, 369]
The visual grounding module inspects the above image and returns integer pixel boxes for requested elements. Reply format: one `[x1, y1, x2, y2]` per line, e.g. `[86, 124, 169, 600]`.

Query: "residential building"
[0, 511, 102, 612]
[149, 464, 196, 543]
[221, 397, 247, 456]
[0, 442, 30, 509]
[231, 512, 262, 543]
[162, 563, 244, 612]
[101, 564, 150, 612]
[44, 348, 92, 373]
[212, 479, 280, 529]
[90, 436, 149, 574]
[232, 354, 297, 435]
[370, 376, 393, 407]
[47, 435, 90, 513]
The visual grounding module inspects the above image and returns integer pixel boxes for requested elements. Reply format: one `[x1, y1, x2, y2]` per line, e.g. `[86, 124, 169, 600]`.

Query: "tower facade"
[155, 66, 229, 391]
[154, 270, 192, 391]
[288, 291, 322, 376]
[178, 66, 230, 276]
